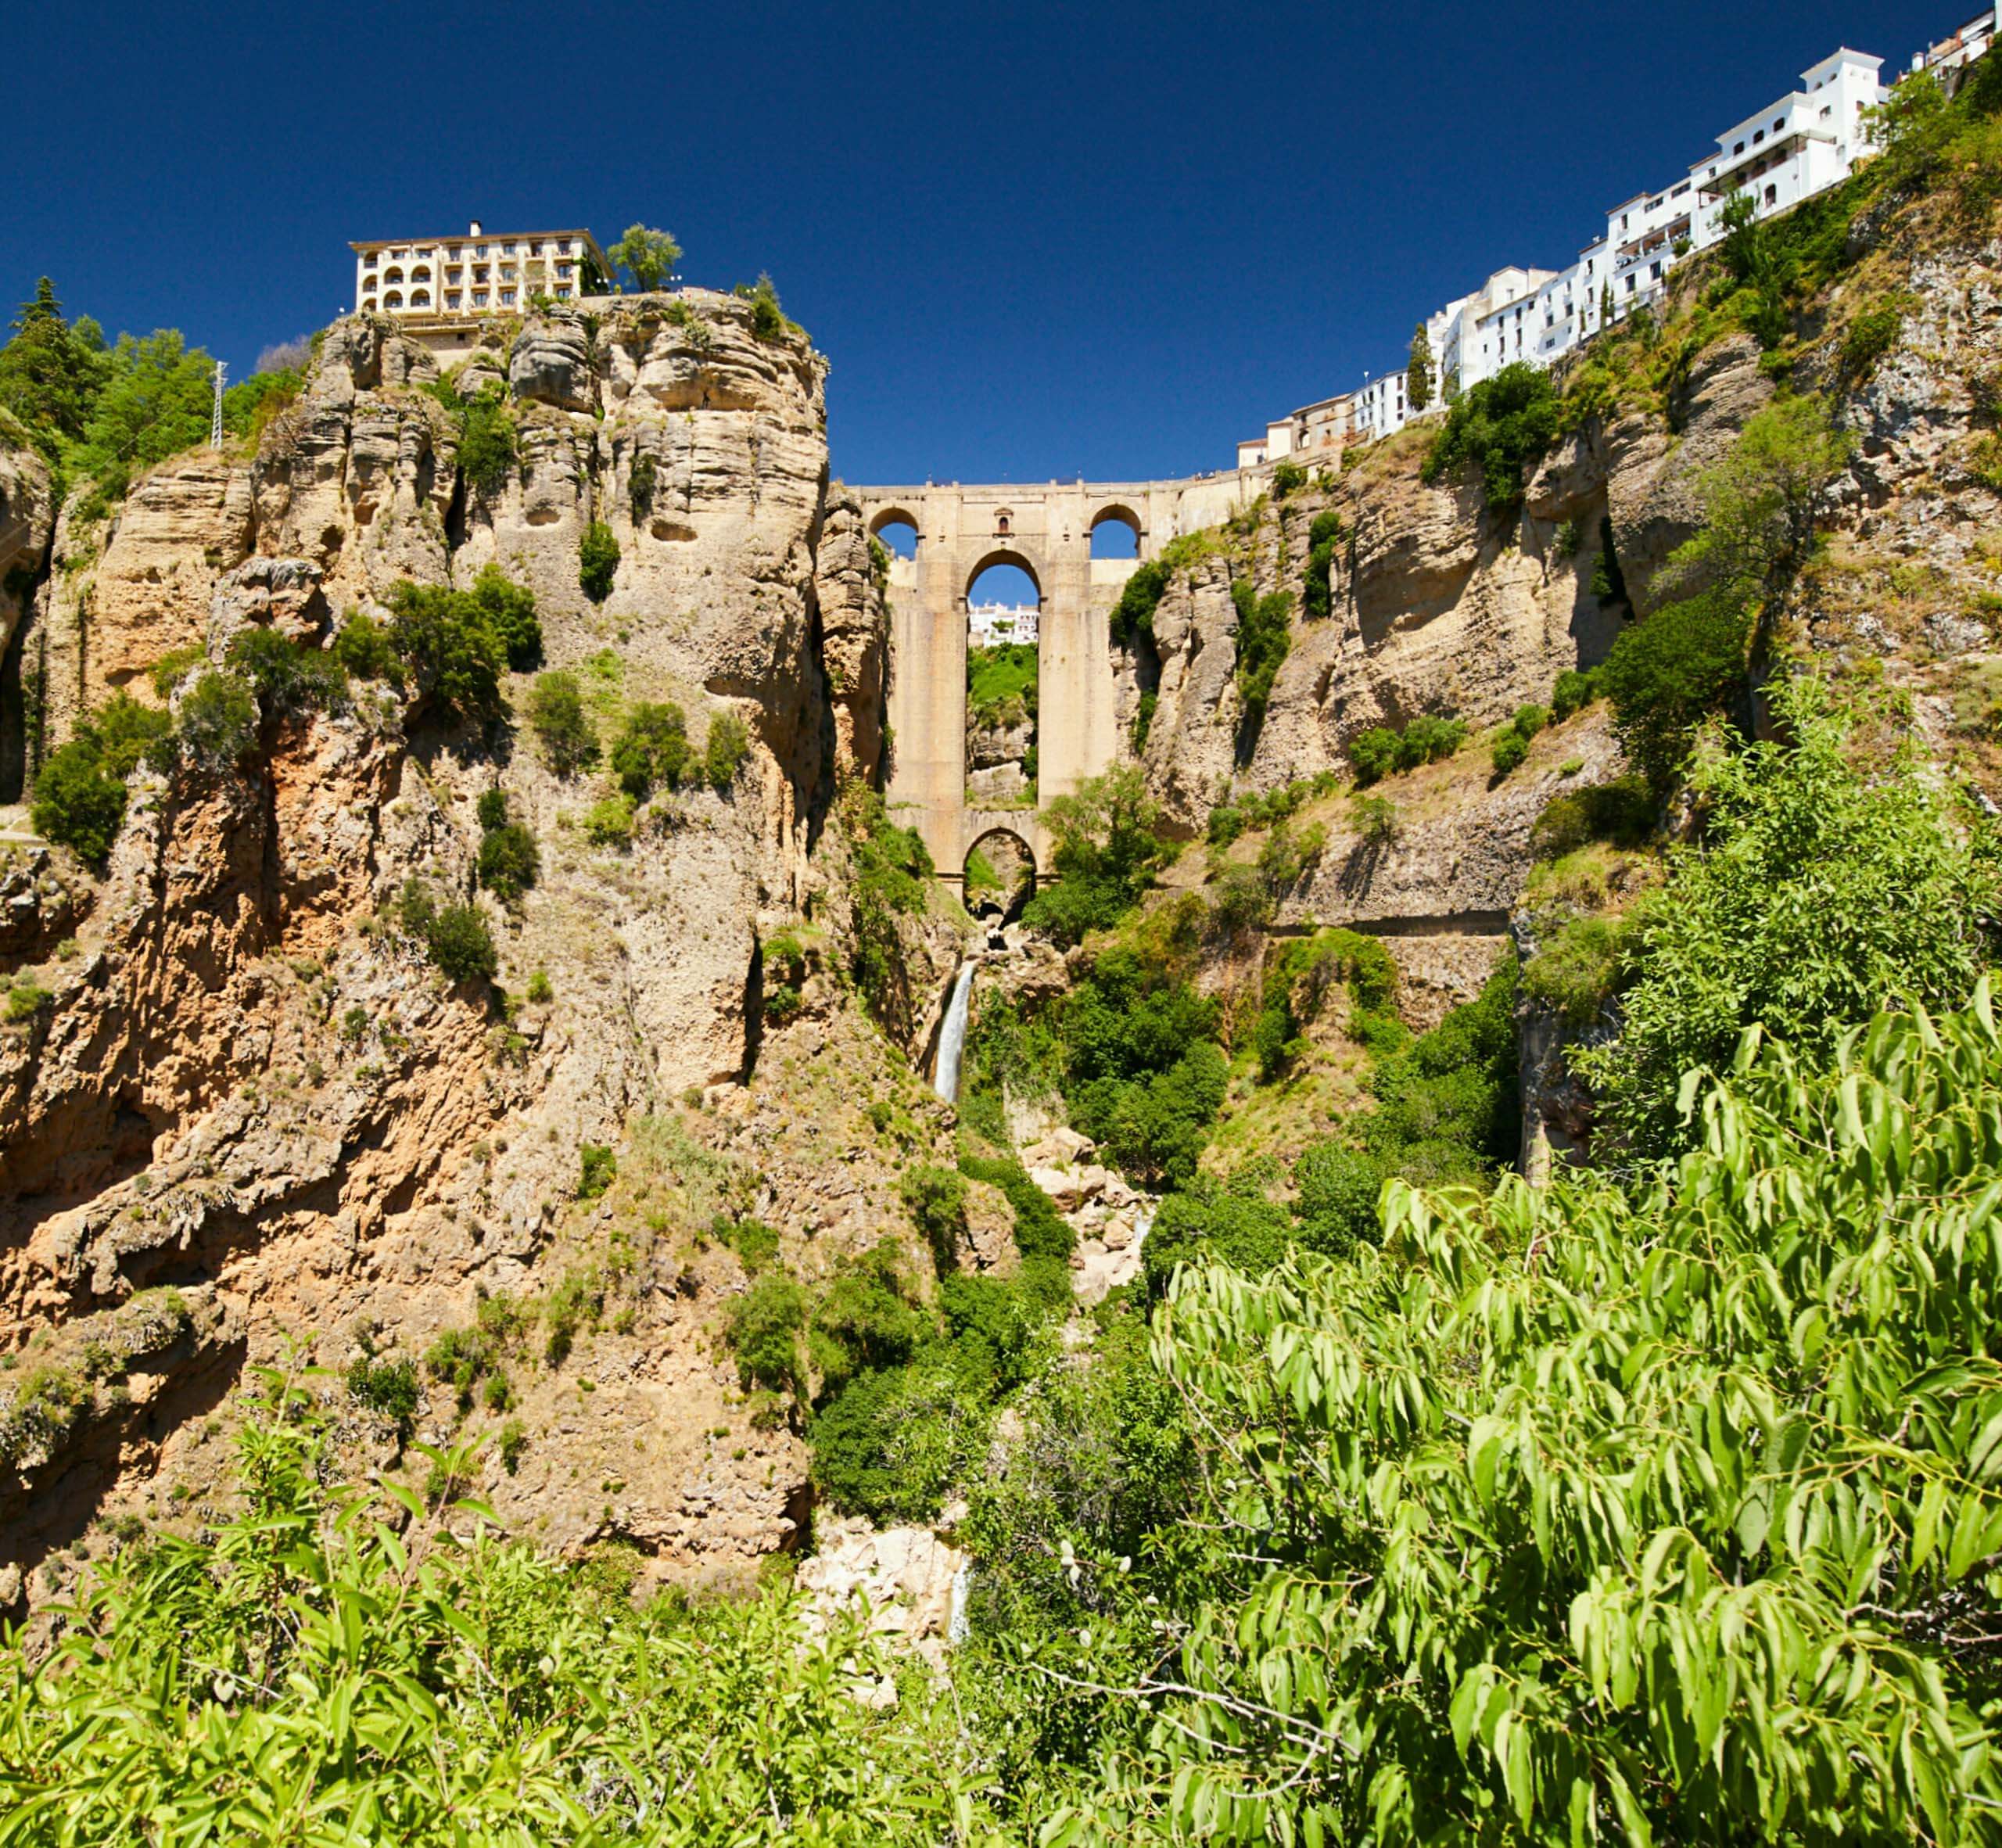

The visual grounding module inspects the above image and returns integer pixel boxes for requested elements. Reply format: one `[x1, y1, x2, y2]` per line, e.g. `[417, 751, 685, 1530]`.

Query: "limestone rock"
[508, 318, 597, 411]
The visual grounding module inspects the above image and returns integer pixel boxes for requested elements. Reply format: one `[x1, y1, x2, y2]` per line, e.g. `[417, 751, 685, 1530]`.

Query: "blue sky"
[3, 0, 1964, 486]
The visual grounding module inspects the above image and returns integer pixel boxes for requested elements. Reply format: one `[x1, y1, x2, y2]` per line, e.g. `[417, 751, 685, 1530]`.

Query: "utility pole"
[210, 362, 228, 449]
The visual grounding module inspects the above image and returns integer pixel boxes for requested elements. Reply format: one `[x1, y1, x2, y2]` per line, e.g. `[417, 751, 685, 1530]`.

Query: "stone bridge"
[852, 473, 1256, 889]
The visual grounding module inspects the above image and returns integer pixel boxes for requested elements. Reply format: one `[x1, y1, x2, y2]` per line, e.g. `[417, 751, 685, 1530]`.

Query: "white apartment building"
[351, 221, 610, 319]
[968, 605, 1040, 647]
[1234, 16, 1971, 463]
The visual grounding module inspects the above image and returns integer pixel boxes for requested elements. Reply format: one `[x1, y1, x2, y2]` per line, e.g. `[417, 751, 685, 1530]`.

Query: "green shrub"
[583, 793, 636, 848]
[1523, 914, 1636, 1026]
[610, 701, 689, 798]
[385, 582, 508, 726]
[527, 672, 597, 776]
[899, 1164, 967, 1268]
[6, 980, 51, 1024]
[1576, 677, 1999, 1154]
[1600, 585, 1752, 791]
[1130, 690, 1157, 752]
[578, 521, 620, 604]
[174, 671, 258, 770]
[1302, 509, 1343, 621]
[1350, 713, 1467, 786]
[1421, 361, 1562, 510]
[477, 822, 539, 904]
[424, 902, 497, 985]
[224, 628, 348, 716]
[329, 610, 401, 684]
[1549, 666, 1602, 719]
[526, 969, 553, 1005]
[1528, 775, 1654, 860]
[578, 1143, 617, 1199]
[844, 788, 935, 1028]
[809, 1362, 990, 1524]
[346, 1356, 419, 1435]
[703, 712, 749, 793]
[1490, 729, 1529, 776]
[469, 565, 541, 671]
[629, 450, 657, 517]
[1270, 459, 1307, 499]
[744, 275, 788, 341]
[807, 1243, 929, 1400]
[1107, 532, 1214, 644]
[31, 704, 160, 867]
[457, 389, 516, 496]
[1018, 766, 1173, 946]
[148, 644, 205, 701]
[728, 1276, 807, 1395]
[1230, 580, 1291, 723]
[1839, 302, 1903, 385]
[476, 788, 509, 831]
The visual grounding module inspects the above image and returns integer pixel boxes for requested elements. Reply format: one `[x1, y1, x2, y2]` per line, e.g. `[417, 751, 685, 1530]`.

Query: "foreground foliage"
[0, 1376, 999, 1844]
[1040, 985, 2002, 1843]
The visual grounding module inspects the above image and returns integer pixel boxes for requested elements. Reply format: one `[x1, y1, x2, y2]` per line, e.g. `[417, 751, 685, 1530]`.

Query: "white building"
[968, 605, 1039, 647]
[351, 221, 610, 319]
[1233, 20, 1951, 463]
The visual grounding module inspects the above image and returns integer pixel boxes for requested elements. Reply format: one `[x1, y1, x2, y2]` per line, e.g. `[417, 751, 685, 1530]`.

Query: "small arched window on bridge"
[1090, 507, 1140, 559]
[869, 511, 919, 560]
[995, 511, 1012, 536]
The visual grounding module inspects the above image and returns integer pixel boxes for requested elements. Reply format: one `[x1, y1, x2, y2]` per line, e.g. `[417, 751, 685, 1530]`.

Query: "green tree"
[703, 710, 750, 792]
[1018, 765, 1174, 945]
[526, 671, 597, 776]
[455, 389, 515, 497]
[578, 520, 620, 603]
[32, 737, 131, 868]
[1576, 676, 1998, 1154]
[1420, 361, 1562, 511]
[608, 224, 683, 293]
[0, 278, 108, 454]
[609, 701, 689, 798]
[71, 329, 217, 497]
[385, 582, 508, 726]
[468, 565, 541, 671]
[1407, 321, 1434, 412]
[1049, 988, 2002, 1842]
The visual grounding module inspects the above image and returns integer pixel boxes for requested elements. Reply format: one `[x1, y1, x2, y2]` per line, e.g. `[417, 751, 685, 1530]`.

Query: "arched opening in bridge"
[963, 829, 1035, 924]
[868, 508, 919, 560]
[965, 554, 1040, 813]
[1090, 505, 1140, 559]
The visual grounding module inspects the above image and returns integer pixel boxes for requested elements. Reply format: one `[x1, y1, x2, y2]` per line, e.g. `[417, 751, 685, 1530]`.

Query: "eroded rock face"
[0, 440, 54, 663]
[0, 293, 902, 1610]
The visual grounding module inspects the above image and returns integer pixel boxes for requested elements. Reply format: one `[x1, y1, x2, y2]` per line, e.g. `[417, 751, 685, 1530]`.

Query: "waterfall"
[933, 963, 975, 1103]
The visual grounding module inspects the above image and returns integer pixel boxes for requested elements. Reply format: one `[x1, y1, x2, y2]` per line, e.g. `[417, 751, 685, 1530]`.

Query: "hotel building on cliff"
[350, 222, 609, 321]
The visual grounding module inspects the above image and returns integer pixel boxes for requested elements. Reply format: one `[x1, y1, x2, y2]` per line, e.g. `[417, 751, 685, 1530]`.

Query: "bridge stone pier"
[852, 474, 1254, 889]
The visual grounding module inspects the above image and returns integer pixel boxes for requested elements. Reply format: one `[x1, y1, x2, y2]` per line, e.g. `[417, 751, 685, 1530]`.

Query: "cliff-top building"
[350, 221, 609, 320]
[1236, 8, 2002, 468]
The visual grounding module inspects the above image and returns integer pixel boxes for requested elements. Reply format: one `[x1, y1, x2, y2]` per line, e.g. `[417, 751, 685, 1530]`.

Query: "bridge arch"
[965, 548, 1042, 605]
[963, 827, 1037, 921]
[868, 507, 920, 559]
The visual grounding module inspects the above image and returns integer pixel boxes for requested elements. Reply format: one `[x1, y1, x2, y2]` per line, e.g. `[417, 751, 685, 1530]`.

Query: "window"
[1764, 183, 1778, 206]
[555, 286, 572, 300]
[529, 241, 543, 256]
[446, 291, 462, 307]
[1651, 260, 1663, 279]
[503, 241, 518, 254]
[556, 262, 572, 278]
[1821, 105, 1832, 118]
[558, 238, 572, 253]
[1774, 116, 1785, 131]
[475, 243, 489, 257]
[473, 265, 489, 282]
[500, 288, 516, 305]
[500, 264, 516, 280]
[472, 290, 489, 307]
[363, 253, 378, 269]
[1753, 130, 1765, 145]
[447, 245, 461, 259]
[1626, 275, 1637, 293]
[1734, 141, 1745, 154]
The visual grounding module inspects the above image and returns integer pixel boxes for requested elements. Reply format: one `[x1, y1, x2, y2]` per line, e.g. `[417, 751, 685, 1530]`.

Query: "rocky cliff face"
[0, 296, 899, 1608]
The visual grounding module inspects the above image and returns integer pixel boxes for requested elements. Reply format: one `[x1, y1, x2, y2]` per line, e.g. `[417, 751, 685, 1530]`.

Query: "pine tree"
[0, 278, 109, 454]
[1407, 323, 1435, 413]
